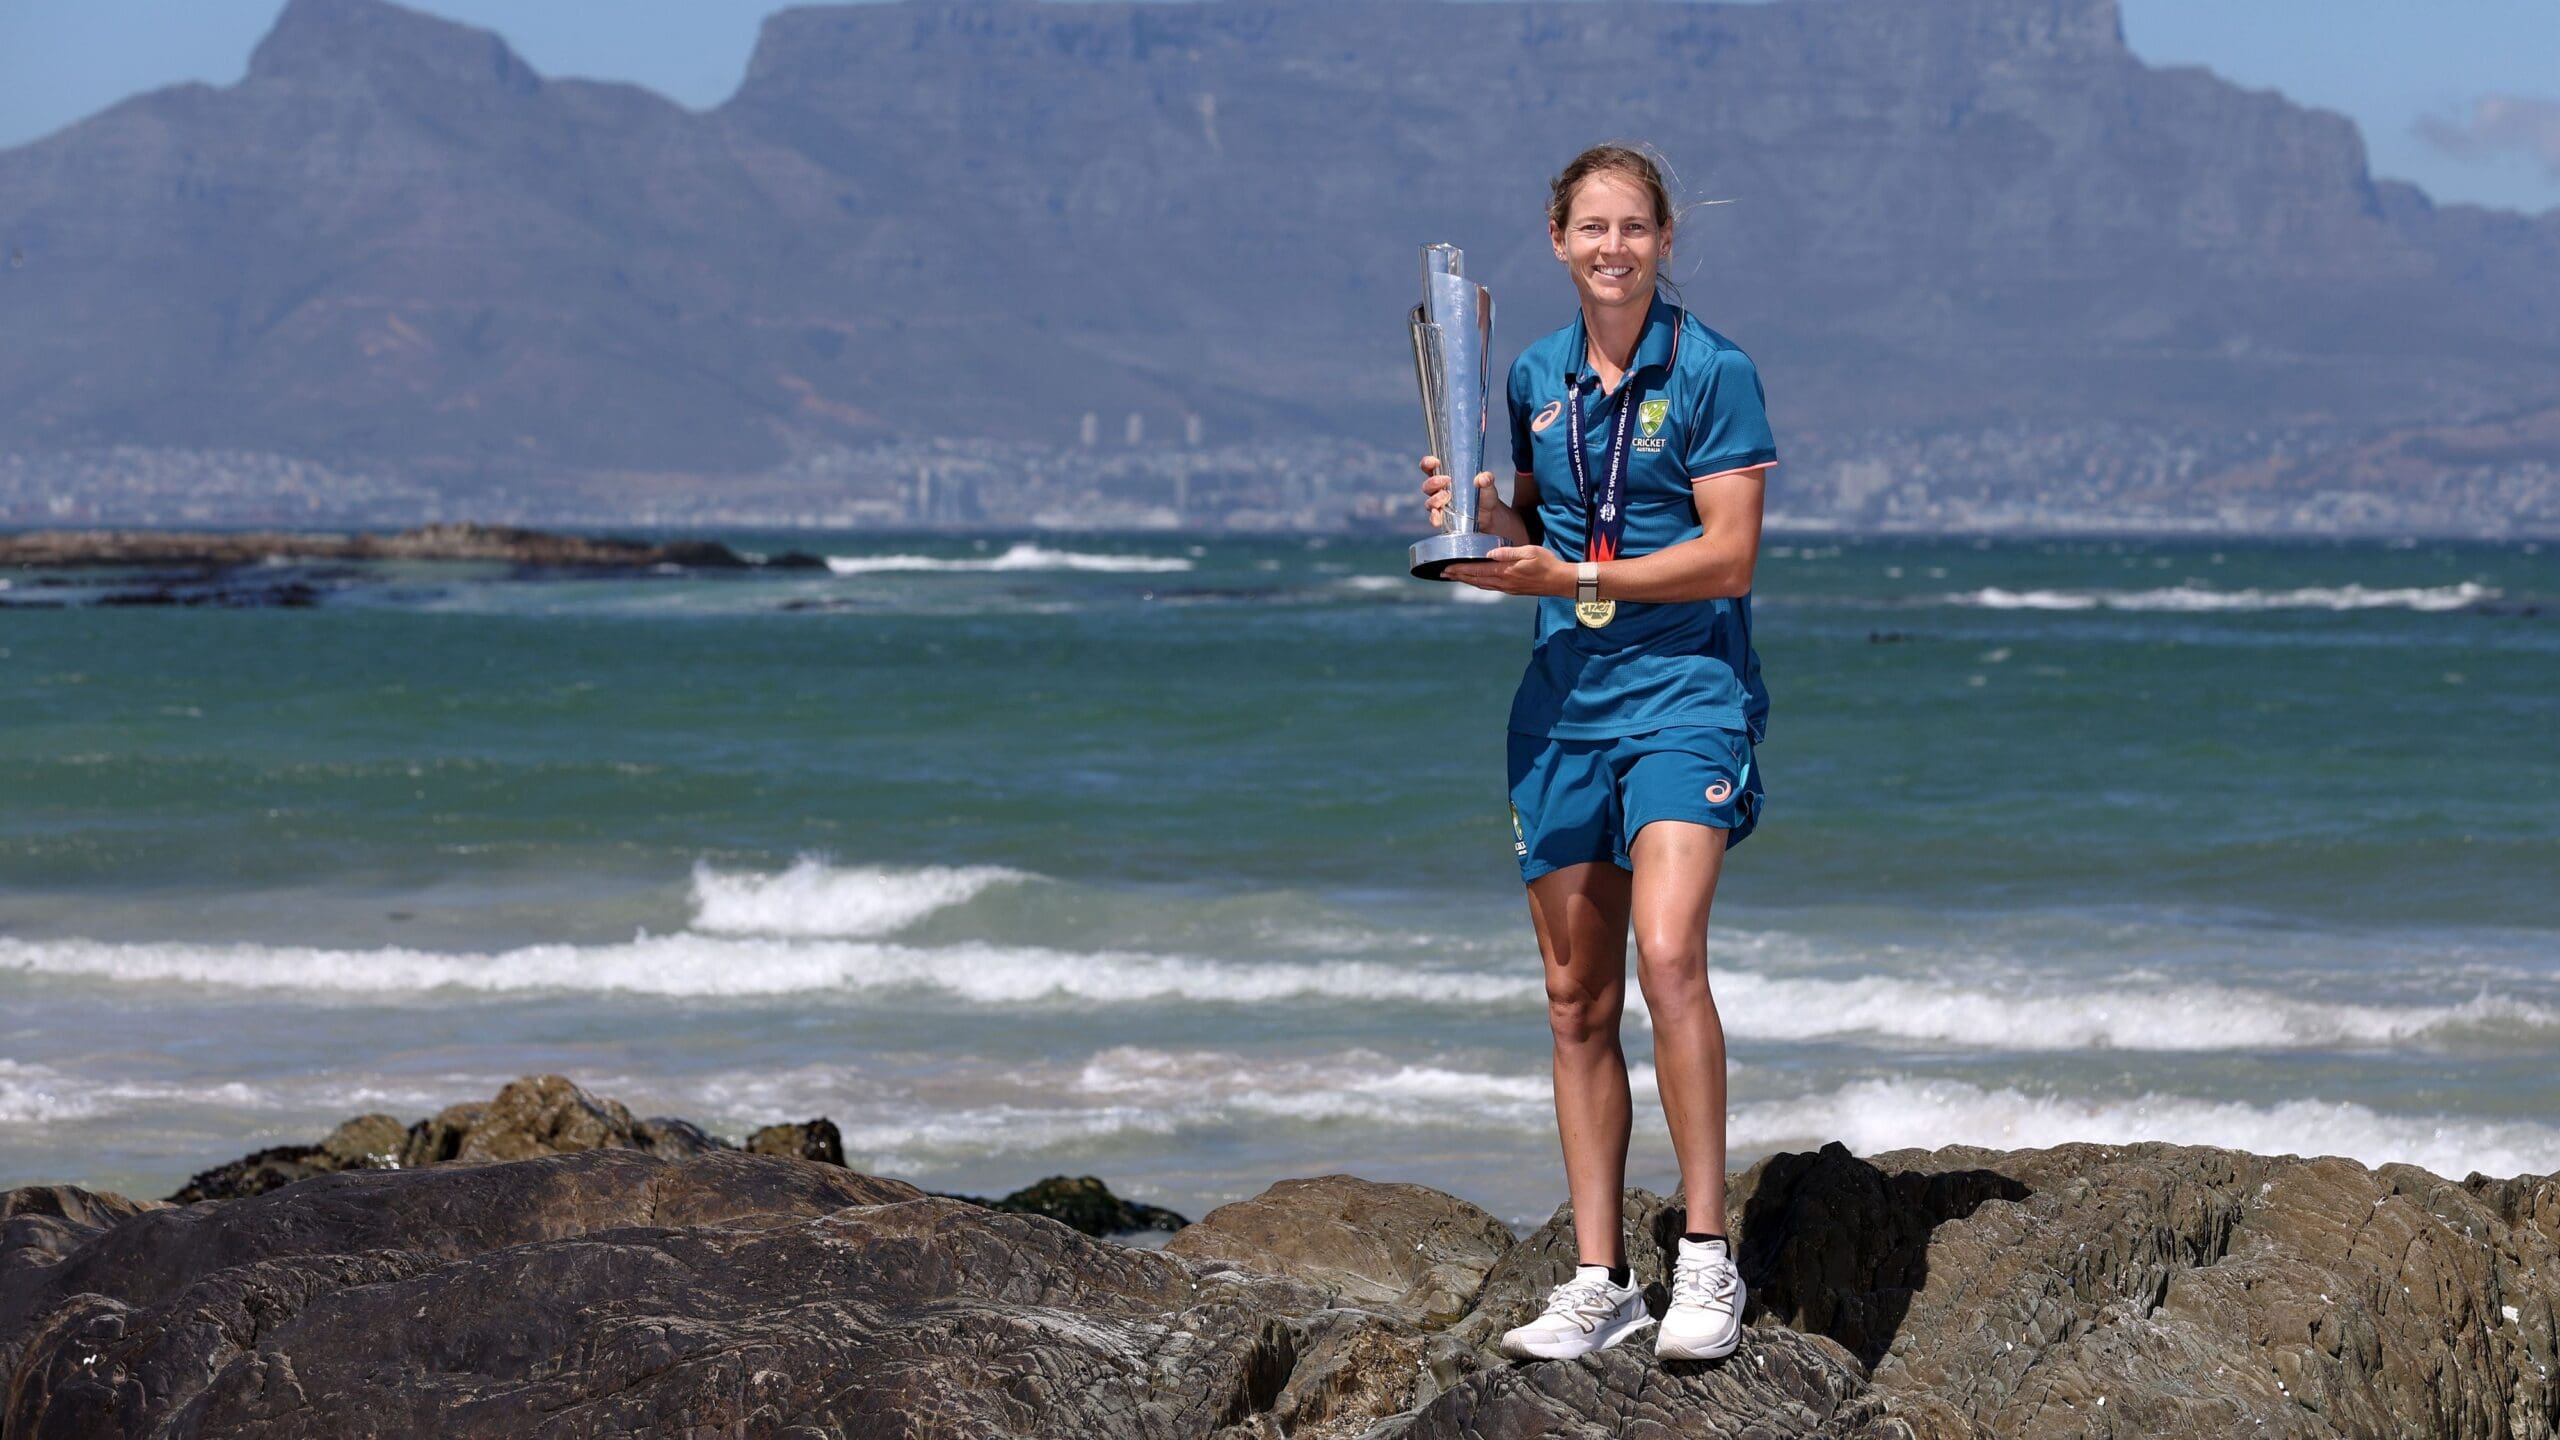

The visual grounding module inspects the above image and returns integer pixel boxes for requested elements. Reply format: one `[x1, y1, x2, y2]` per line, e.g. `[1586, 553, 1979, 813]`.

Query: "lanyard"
[1563, 370, 1637, 564]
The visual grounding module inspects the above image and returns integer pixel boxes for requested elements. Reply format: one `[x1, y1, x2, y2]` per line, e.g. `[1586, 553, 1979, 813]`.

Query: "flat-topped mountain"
[2, 0, 2553, 527]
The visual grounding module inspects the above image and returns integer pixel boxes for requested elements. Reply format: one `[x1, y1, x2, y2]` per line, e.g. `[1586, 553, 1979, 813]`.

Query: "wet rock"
[632, 1115, 729, 1158]
[948, 1173, 1191, 1236]
[447, 1074, 661, 1161]
[1379, 1329, 1894, 1440]
[1731, 1139, 2560, 1439]
[746, 1117, 846, 1166]
[313, 1112, 407, 1169]
[165, 1142, 330, 1205]
[0, 1186, 164, 1283]
[0, 1149, 1339, 1439]
[1168, 1175, 1513, 1327]
[31, 1112, 2558, 1437]
[400, 1099, 489, 1167]
[165, 1114, 410, 1203]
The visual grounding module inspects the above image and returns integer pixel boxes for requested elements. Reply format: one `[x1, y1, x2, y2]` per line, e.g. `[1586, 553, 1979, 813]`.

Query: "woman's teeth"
[1597, 266, 1633, 278]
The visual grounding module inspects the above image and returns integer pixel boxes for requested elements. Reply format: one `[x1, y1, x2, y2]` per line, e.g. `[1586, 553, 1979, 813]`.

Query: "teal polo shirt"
[1503, 297, 1777, 742]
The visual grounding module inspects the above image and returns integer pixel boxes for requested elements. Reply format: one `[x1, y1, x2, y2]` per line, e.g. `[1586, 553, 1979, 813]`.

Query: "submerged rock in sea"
[42, 1106, 2549, 1436]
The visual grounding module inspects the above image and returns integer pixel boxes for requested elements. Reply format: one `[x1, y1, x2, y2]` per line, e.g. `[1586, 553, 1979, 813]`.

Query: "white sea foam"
[1073, 1045, 1575, 1128]
[1950, 582, 2496, 613]
[4, 930, 2551, 1055]
[1707, 971, 2556, 1052]
[824, 543, 1192, 575]
[618, 1050, 2560, 1182]
[1729, 1076, 2560, 1181]
[0, 1059, 348, 1127]
[0, 1060, 104, 1125]
[657, 1048, 1601, 1168]
[689, 859, 1028, 937]
[0, 934, 1543, 1005]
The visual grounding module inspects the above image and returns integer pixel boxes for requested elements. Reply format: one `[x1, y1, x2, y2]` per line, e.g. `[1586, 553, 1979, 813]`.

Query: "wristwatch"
[1576, 561, 1600, 606]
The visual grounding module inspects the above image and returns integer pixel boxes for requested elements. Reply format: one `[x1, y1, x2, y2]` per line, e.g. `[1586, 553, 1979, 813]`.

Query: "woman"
[1421, 144, 1774, 1364]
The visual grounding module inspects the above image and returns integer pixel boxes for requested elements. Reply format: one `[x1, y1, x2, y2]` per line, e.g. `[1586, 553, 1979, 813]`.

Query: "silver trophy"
[1407, 243, 1504, 578]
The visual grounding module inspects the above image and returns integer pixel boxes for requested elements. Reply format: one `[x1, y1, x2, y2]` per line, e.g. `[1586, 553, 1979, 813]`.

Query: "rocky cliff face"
[1, 0, 2553, 510]
[4, 1080, 2555, 1437]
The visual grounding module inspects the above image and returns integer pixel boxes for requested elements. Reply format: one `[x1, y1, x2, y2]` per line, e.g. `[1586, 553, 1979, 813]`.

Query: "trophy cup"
[1407, 243, 1504, 579]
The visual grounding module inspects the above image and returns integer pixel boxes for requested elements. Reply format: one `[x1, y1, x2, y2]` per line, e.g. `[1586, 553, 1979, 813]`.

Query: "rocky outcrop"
[161, 1075, 1182, 1237]
[1734, 1139, 2560, 1439]
[9, 1124, 2555, 1437]
[1169, 1174, 1514, 1327]
[0, 523, 824, 570]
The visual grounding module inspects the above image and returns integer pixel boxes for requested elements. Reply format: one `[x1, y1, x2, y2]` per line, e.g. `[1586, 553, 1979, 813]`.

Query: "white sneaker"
[1656, 1236, 1745, 1360]
[1499, 1266, 1652, 1360]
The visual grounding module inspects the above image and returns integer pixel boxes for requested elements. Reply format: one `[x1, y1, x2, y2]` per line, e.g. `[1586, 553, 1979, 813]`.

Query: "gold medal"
[1574, 598, 1616, 628]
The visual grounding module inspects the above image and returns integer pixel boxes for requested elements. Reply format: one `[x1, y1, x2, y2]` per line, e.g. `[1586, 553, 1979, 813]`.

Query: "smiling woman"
[1416, 142, 1776, 1366]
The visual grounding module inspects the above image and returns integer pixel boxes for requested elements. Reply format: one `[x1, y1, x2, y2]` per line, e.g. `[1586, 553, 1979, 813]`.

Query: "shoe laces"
[1538, 1273, 1627, 1333]
[1671, 1249, 1739, 1313]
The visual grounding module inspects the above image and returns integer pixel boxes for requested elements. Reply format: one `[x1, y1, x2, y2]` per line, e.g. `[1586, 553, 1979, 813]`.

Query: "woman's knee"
[1544, 974, 1624, 1046]
[1633, 933, 1711, 1006]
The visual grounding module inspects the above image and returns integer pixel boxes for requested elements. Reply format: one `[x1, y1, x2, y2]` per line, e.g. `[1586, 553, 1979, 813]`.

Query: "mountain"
[2, 0, 2555, 531]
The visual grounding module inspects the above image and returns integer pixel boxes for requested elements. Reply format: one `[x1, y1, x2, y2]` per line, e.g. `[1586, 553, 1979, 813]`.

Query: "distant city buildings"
[3, 426, 2553, 537]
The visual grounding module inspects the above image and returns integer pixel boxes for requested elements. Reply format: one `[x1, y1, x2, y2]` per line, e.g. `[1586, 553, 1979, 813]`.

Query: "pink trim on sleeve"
[1688, 462, 1774, 486]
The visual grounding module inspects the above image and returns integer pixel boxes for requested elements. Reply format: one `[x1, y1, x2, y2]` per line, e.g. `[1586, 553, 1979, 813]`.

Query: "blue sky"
[3, 0, 2554, 213]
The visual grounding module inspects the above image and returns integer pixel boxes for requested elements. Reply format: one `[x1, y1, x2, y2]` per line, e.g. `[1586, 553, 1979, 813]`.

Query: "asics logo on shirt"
[1530, 400, 1564, 433]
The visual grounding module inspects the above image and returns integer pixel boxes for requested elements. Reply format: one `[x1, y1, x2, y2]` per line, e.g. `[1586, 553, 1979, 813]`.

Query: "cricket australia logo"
[1634, 396, 1671, 453]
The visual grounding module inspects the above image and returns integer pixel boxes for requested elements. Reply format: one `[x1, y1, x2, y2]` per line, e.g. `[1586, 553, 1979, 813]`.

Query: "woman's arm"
[1445, 466, 1765, 600]
[1581, 466, 1764, 601]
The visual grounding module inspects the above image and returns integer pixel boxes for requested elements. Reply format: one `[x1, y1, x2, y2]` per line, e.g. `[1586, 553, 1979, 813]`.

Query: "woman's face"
[1549, 170, 1668, 317]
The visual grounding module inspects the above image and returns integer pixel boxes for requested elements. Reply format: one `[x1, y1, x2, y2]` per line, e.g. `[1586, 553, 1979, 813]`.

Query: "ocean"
[2, 534, 2554, 1229]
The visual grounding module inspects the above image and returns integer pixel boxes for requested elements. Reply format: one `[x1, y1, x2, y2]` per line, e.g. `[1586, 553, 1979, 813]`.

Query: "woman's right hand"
[1420, 456, 1510, 534]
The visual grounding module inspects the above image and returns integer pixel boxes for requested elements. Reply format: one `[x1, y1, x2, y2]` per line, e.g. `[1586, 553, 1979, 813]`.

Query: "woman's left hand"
[1442, 546, 1572, 596]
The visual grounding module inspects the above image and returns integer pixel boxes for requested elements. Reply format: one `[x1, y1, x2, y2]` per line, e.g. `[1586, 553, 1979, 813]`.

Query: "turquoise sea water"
[2, 534, 2555, 1225]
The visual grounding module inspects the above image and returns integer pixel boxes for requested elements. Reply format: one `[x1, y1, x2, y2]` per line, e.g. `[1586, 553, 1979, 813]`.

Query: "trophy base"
[1409, 530, 1505, 579]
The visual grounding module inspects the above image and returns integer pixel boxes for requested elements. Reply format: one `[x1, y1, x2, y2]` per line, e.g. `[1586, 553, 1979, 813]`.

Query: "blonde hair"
[1545, 143, 1674, 233]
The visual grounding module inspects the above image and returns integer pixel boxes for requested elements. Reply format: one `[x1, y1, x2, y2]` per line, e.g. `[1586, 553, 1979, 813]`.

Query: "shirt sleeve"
[1507, 355, 1536, 477]
[1682, 345, 1778, 480]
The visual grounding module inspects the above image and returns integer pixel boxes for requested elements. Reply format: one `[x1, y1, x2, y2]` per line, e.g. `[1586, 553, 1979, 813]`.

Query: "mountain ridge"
[2, 0, 2554, 531]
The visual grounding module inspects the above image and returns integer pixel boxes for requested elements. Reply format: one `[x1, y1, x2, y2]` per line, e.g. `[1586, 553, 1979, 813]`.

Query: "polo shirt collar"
[1566, 296, 1682, 387]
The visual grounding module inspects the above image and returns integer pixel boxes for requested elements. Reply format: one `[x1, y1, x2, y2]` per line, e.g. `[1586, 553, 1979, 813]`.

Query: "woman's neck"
[1581, 297, 1648, 390]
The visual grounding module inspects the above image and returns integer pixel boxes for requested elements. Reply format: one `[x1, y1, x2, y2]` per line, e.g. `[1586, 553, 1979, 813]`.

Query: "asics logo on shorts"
[1703, 780, 1733, 804]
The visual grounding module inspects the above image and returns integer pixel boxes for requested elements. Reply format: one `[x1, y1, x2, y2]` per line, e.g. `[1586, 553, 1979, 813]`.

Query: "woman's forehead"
[1564, 171, 1657, 223]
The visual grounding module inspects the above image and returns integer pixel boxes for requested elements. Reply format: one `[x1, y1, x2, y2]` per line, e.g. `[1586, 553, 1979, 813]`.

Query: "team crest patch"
[1530, 400, 1564, 433]
[1639, 398, 1670, 438]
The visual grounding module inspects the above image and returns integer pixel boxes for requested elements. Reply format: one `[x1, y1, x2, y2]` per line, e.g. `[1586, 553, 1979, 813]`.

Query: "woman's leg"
[1525, 860, 1635, 1267]
[1627, 820, 1732, 1232]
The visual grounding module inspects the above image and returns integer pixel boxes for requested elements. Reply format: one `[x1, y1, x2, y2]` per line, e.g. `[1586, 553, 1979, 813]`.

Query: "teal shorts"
[1505, 726, 1762, 883]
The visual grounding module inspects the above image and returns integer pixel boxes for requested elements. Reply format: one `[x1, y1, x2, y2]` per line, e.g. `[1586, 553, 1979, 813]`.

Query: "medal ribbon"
[1562, 369, 1637, 564]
